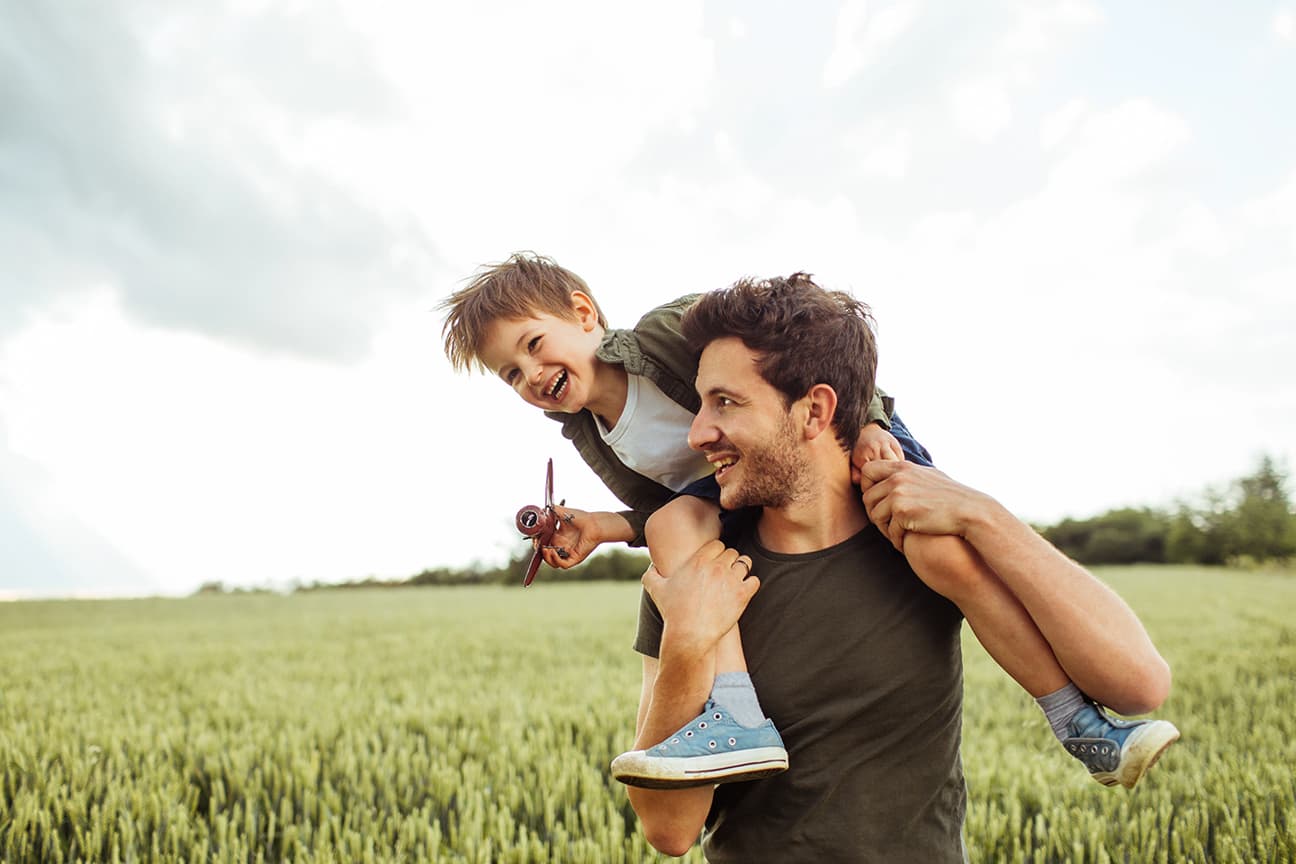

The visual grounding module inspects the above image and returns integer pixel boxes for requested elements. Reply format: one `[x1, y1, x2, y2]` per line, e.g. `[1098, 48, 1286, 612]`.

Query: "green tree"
[1041, 508, 1169, 564]
[1221, 455, 1296, 562]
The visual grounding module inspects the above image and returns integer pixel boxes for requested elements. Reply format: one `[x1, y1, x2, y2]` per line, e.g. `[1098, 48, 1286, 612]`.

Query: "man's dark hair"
[681, 273, 877, 452]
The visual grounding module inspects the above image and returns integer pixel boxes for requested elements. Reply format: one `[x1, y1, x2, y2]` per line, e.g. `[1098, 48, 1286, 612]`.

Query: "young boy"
[440, 252, 1179, 791]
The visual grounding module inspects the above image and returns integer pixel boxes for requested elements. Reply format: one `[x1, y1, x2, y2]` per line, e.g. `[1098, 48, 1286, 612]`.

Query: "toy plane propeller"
[515, 458, 568, 586]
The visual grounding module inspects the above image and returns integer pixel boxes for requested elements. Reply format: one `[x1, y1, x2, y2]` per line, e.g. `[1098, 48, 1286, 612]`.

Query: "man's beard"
[718, 414, 811, 511]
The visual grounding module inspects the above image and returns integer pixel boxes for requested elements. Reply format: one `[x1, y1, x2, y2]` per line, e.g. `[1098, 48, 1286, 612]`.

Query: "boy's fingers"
[859, 459, 906, 483]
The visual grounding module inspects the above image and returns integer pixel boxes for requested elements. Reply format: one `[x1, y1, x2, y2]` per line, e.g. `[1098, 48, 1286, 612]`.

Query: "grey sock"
[711, 672, 768, 728]
[1037, 682, 1088, 741]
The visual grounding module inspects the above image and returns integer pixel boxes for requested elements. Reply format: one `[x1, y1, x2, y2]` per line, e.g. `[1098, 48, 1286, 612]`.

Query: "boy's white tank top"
[595, 373, 714, 493]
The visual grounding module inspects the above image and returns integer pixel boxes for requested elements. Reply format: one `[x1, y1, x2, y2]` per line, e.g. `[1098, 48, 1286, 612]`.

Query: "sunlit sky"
[2, 1, 1293, 599]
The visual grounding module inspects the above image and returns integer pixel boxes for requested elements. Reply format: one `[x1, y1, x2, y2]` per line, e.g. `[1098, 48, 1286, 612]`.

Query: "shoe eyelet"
[672, 738, 680, 744]
[728, 738, 737, 746]
[713, 712, 723, 720]
[699, 721, 708, 729]
[708, 741, 717, 749]
[685, 731, 694, 738]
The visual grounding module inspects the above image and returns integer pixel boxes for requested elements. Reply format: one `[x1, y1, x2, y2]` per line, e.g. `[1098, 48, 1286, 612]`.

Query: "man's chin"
[718, 487, 752, 512]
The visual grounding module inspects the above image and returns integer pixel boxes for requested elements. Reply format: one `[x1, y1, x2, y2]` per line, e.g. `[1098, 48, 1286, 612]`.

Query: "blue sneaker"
[1063, 702, 1180, 789]
[611, 700, 789, 789]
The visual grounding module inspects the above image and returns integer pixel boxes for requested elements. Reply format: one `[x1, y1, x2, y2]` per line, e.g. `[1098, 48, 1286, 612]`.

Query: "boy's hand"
[538, 506, 604, 569]
[850, 422, 904, 484]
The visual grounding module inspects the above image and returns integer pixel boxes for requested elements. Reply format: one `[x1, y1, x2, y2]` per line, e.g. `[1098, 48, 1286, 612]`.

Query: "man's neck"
[755, 457, 870, 555]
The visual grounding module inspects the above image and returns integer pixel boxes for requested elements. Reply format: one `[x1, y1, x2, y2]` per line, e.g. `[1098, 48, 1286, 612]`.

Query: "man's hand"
[850, 422, 904, 484]
[858, 460, 994, 551]
[641, 540, 759, 658]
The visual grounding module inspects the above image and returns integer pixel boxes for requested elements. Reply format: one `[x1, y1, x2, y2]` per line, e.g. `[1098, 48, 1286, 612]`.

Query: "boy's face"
[478, 293, 604, 414]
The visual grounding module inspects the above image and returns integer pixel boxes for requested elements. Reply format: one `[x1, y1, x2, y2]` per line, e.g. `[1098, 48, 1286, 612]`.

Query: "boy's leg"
[903, 532, 1178, 788]
[903, 532, 1068, 698]
[615, 496, 788, 788]
[644, 495, 768, 727]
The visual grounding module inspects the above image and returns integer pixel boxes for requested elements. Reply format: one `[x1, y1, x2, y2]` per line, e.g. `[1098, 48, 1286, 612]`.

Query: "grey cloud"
[0, 2, 439, 361]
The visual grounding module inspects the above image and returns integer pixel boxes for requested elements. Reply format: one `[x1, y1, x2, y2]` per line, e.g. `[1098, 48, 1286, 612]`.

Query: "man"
[626, 274, 1171, 861]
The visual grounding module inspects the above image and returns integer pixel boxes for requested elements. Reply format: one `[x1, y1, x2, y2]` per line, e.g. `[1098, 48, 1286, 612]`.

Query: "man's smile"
[708, 453, 739, 481]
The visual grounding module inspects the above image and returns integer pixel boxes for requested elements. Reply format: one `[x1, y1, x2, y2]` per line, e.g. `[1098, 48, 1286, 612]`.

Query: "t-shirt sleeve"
[632, 588, 665, 658]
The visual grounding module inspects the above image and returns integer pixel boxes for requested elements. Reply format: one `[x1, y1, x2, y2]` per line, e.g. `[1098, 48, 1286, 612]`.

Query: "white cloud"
[1047, 99, 1190, 189]
[823, 0, 924, 88]
[949, 79, 1014, 142]
[308, 0, 715, 270]
[1274, 9, 1295, 41]
[1040, 98, 1088, 152]
[842, 124, 911, 180]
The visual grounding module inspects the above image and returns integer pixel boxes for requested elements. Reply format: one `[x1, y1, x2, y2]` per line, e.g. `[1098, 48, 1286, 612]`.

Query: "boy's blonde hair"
[440, 252, 608, 373]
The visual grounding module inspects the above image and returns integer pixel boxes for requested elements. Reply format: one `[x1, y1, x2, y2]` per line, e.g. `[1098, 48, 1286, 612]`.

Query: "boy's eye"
[527, 336, 542, 352]
[505, 369, 519, 384]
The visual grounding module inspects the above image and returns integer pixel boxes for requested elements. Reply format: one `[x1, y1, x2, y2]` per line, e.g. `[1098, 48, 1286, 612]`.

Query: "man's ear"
[802, 384, 838, 441]
[570, 291, 600, 331]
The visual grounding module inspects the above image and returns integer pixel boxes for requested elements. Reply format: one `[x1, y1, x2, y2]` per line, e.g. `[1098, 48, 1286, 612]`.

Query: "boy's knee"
[645, 496, 718, 546]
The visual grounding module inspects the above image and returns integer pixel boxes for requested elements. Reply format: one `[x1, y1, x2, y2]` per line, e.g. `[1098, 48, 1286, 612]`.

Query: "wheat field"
[2, 566, 1293, 862]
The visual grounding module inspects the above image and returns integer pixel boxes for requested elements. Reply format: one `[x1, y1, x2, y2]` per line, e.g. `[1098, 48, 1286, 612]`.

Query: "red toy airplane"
[515, 458, 568, 586]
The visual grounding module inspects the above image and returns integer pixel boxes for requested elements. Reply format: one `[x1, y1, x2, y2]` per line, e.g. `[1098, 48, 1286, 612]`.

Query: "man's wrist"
[658, 622, 717, 668]
[959, 492, 1014, 544]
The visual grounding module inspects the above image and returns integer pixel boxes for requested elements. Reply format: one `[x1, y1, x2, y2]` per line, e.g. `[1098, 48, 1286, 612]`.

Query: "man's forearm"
[627, 630, 718, 856]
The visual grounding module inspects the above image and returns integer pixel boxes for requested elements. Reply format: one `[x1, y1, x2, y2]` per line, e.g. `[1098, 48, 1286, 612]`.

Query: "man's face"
[478, 301, 603, 415]
[688, 337, 809, 511]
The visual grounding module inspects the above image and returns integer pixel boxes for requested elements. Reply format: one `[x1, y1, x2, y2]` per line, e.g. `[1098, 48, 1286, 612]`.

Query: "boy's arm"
[865, 389, 893, 430]
[850, 389, 904, 483]
[540, 507, 637, 569]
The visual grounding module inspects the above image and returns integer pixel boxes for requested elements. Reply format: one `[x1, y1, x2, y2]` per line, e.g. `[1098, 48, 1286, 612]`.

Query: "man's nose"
[688, 410, 716, 451]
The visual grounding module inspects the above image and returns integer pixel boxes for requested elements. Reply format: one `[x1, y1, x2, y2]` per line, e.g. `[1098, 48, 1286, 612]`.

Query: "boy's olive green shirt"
[544, 294, 893, 547]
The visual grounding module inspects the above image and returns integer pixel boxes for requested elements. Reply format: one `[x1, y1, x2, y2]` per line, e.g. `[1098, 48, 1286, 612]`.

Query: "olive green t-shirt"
[635, 519, 967, 863]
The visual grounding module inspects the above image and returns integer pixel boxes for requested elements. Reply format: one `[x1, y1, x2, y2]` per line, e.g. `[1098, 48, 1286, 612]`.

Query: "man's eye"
[717, 397, 733, 408]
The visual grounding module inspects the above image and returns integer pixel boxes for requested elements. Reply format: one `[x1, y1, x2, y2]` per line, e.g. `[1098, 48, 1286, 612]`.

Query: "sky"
[1, 1, 1293, 599]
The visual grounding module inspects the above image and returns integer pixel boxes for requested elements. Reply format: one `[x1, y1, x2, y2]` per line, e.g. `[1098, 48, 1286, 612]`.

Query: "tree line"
[197, 454, 1293, 596]
[1038, 455, 1295, 567]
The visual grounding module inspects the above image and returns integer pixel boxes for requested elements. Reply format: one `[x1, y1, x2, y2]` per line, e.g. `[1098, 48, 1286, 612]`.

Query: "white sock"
[1036, 682, 1087, 741]
[711, 672, 768, 728]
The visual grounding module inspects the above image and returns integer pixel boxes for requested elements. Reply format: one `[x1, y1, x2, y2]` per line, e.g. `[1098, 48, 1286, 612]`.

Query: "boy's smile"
[477, 291, 628, 426]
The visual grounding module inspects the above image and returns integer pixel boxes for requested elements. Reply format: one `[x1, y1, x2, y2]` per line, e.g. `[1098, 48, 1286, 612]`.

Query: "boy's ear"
[570, 291, 599, 331]
[801, 384, 839, 441]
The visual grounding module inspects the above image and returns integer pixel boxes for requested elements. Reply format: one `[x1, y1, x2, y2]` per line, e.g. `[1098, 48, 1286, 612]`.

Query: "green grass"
[2, 566, 1293, 863]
